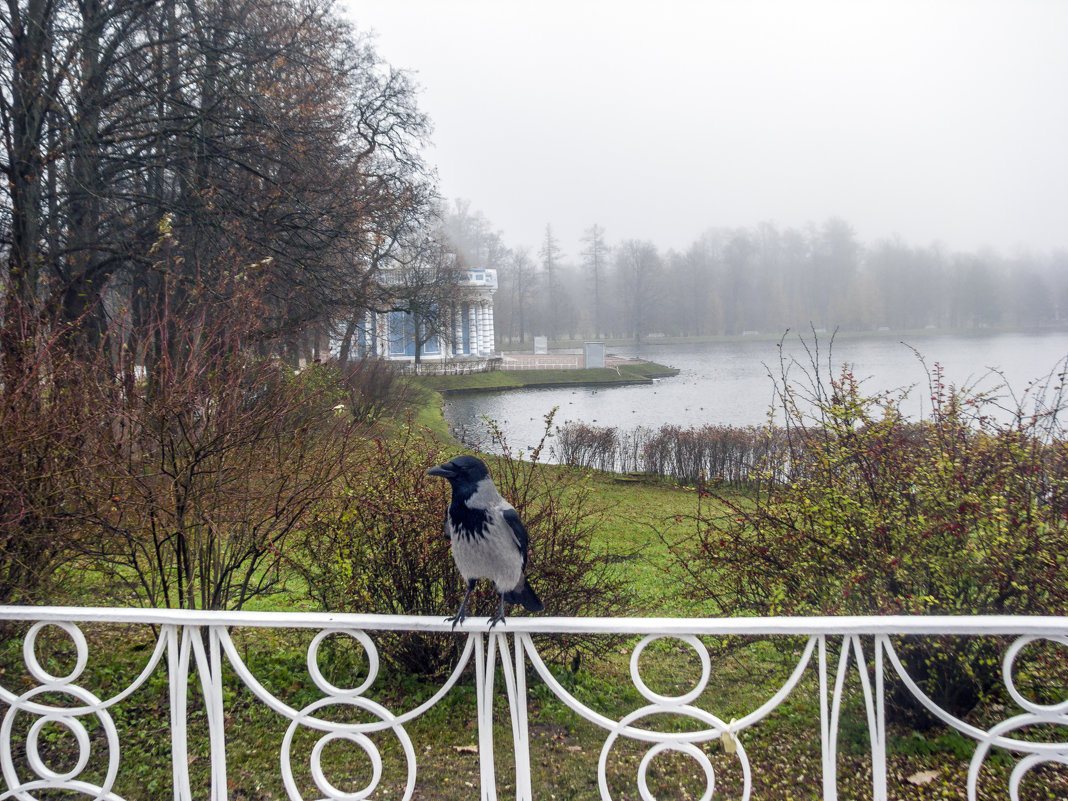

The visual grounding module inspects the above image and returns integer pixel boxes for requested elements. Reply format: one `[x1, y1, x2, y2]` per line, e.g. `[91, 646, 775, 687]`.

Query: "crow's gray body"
[427, 456, 543, 627]
[447, 479, 524, 590]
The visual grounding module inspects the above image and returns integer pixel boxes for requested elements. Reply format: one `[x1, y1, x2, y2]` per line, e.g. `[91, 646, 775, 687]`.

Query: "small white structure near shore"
[584, 342, 606, 368]
[349, 268, 498, 362]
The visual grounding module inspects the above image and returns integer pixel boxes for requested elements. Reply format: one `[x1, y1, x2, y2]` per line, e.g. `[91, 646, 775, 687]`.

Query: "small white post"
[819, 634, 837, 801]
[475, 633, 497, 800]
[512, 634, 533, 801]
[169, 626, 192, 801]
[872, 636, 889, 801]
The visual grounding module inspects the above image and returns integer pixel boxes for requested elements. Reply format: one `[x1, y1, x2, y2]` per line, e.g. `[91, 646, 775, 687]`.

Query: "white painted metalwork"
[1, 608, 1065, 800]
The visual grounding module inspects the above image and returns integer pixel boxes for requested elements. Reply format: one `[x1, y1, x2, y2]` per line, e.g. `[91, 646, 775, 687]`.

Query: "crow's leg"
[448, 579, 477, 629]
[488, 595, 508, 629]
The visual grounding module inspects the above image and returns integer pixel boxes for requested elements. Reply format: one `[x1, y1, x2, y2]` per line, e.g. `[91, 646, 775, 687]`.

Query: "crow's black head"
[426, 455, 490, 491]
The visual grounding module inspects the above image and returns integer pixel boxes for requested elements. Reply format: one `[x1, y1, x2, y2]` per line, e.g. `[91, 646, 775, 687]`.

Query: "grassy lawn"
[3, 387, 1065, 800]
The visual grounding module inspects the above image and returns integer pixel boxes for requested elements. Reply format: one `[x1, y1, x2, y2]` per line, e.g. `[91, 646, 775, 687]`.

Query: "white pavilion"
[350, 268, 498, 362]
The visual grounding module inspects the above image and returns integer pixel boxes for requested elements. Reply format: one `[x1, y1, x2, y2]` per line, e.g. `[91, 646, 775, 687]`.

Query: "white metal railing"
[498, 360, 583, 371]
[1, 608, 1066, 800]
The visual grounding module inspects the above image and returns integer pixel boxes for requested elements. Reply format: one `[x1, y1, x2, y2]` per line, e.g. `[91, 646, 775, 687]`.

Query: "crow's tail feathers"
[504, 577, 543, 613]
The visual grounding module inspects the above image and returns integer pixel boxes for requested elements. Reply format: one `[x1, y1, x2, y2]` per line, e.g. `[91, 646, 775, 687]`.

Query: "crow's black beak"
[427, 464, 453, 478]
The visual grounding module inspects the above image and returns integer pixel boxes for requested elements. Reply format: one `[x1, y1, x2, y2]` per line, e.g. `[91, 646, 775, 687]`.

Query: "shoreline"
[526, 325, 1068, 351]
[413, 359, 680, 396]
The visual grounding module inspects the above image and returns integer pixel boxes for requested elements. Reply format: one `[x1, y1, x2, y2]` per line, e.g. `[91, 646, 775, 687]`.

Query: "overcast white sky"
[340, 0, 1068, 262]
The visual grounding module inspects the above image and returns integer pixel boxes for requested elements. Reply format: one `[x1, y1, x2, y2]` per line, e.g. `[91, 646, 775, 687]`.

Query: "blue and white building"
[350, 268, 498, 362]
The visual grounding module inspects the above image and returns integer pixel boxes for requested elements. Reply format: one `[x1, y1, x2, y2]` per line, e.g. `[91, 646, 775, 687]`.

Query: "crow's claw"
[487, 612, 507, 629]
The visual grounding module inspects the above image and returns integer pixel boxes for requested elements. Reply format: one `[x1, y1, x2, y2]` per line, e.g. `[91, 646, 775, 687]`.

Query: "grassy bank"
[412, 360, 679, 395]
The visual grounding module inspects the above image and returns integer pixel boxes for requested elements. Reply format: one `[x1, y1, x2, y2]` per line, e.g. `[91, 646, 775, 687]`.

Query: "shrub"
[341, 356, 406, 423]
[553, 419, 789, 485]
[668, 342, 1068, 722]
[484, 412, 632, 660]
[553, 421, 618, 472]
[68, 270, 369, 611]
[293, 428, 460, 674]
[0, 309, 93, 606]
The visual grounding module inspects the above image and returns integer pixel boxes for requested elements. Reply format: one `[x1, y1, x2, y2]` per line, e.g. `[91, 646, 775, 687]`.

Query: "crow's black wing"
[501, 508, 529, 567]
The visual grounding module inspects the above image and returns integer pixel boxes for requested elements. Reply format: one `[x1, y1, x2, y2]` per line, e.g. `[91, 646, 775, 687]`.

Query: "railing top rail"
[1, 606, 1066, 636]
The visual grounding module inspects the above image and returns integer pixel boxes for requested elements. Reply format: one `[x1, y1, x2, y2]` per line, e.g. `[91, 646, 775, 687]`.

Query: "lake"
[442, 331, 1068, 459]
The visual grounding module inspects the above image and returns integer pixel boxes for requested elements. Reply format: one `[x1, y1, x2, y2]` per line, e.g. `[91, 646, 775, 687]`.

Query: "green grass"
[5, 392, 1066, 800]
[413, 361, 678, 395]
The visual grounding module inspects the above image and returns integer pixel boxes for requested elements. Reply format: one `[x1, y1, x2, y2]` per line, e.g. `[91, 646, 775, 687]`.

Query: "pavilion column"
[474, 302, 482, 355]
[468, 304, 478, 355]
[478, 301, 489, 355]
[485, 301, 495, 355]
[454, 304, 465, 355]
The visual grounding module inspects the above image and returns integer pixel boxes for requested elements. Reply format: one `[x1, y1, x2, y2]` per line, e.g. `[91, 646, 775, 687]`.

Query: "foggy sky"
[341, 0, 1068, 262]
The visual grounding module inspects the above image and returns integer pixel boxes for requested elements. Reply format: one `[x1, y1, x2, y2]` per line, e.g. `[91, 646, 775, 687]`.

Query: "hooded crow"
[427, 455, 543, 628]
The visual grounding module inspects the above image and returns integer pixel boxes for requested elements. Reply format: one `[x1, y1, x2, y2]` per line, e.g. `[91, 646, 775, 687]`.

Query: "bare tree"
[1, 0, 433, 362]
[506, 248, 537, 345]
[539, 224, 564, 340]
[382, 233, 465, 365]
[581, 224, 609, 339]
[615, 239, 662, 345]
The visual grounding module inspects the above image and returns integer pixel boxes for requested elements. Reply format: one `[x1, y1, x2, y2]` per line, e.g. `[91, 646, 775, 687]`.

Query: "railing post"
[189, 625, 228, 801]
[818, 634, 837, 801]
[872, 635, 889, 801]
[474, 632, 497, 800]
[849, 635, 888, 801]
[512, 633, 533, 801]
[208, 627, 228, 801]
[168, 625, 192, 801]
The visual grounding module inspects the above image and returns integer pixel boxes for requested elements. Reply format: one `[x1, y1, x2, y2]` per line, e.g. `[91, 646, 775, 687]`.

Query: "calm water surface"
[443, 332, 1068, 458]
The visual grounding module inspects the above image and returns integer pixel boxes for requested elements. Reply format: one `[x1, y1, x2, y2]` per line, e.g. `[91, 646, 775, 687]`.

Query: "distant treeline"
[442, 209, 1068, 345]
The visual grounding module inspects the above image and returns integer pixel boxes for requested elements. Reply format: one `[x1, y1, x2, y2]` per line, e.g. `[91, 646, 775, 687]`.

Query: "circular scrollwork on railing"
[220, 627, 477, 801]
[969, 635, 1068, 800]
[594, 634, 748, 801]
[0, 622, 123, 800]
[630, 634, 712, 707]
[883, 633, 1068, 801]
[1002, 635, 1068, 717]
[278, 629, 416, 801]
[637, 741, 716, 801]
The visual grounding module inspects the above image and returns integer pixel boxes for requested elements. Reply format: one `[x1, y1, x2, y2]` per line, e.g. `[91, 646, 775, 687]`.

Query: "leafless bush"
[554, 420, 790, 485]
[71, 266, 371, 611]
[553, 422, 619, 471]
[291, 430, 464, 674]
[486, 412, 633, 663]
[0, 305, 95, 605]
[342, 356, 406, 423]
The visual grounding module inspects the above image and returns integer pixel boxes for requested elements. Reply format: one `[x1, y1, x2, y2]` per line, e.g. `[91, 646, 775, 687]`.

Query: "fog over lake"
[443, 332, 1068, 459]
